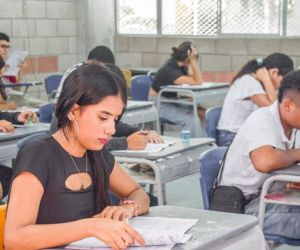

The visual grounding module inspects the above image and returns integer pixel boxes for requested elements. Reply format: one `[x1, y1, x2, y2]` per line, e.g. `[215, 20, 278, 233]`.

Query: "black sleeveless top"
[12, 135, 115, 224]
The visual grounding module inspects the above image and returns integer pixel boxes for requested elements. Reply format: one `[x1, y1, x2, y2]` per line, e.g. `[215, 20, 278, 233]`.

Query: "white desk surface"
[273, 163, 300, 176]
[48, 205, 264, 250]
[113, 137, 214, 159]
[126, 100, 154, 110]
[163, 82, 229, 91]
[0, 123, 50, 161]
[113, 137, 215, 205]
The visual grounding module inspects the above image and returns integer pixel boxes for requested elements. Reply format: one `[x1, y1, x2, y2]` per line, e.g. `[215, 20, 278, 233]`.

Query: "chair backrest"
[130, 75, 152, 101]
[205, 106, 222, 145]
[38, 103, 55, 123]
[199, 147, 227, 210]
[121, 69, 132, 89]
[44, 74, 63, 96]
[17, 132, 48, 152]
[0, 204, 7, 250]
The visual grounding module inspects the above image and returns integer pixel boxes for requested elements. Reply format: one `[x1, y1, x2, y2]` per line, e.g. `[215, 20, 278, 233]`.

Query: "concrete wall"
[115, 35, 300, 82]
[0, 0, 82, 99]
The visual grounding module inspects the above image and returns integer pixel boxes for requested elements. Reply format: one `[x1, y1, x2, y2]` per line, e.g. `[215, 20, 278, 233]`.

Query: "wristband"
[120, 198, 139, 217]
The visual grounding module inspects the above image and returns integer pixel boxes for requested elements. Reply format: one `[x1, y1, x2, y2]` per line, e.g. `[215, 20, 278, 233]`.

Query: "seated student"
[148, 41, 204, 137]
[217, 53, 294, 146]
[220, 70, 300, 239]
[0, 55, 17, 110]
[0, 32, 26, 84]
[0, 110, 37, 202]
[51, 45, 162, 151]
[5, 64, 150, 249]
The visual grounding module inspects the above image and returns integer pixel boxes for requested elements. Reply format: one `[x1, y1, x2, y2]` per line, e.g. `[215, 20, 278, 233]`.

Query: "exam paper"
[66, 216, 197, 249]
[4, 50, 28, 77]
[114, 140, 176, 154]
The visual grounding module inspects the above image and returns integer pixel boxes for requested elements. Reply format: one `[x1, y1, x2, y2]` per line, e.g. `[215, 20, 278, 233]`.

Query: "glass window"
[117, 0, 157, 34]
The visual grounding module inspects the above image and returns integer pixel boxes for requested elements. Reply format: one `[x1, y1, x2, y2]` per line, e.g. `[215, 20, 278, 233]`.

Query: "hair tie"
[256, 58, 263, 67]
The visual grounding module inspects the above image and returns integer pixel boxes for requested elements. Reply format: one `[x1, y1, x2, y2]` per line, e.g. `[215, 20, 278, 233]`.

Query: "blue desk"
[157, 82, 229, 137]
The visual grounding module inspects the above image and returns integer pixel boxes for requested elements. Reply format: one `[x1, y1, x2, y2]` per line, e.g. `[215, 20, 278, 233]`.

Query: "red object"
[3, 75, 17, 83]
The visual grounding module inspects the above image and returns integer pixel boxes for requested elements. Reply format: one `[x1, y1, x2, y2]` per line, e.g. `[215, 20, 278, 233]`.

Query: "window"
[117, 0, 300, 37]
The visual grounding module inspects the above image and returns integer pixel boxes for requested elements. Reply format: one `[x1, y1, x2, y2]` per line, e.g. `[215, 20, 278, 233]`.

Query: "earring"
[74, 120, 80, 134]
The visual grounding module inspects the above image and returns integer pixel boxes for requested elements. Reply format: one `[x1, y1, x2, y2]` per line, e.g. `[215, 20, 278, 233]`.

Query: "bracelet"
[120, 198, 139, 217]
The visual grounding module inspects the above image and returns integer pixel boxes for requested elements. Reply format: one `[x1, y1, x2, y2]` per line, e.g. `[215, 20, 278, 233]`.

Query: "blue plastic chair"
[17, 132, 48, 152]
[205, 106, 222, 145]
[38, 103, 55, 123]
[199, 147, 227, 210]
[44, 74, 63, 100]
[130, 75, 152, 101]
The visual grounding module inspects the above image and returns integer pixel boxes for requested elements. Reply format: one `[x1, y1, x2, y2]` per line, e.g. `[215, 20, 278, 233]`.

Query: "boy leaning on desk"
[0, 110, 37, 201]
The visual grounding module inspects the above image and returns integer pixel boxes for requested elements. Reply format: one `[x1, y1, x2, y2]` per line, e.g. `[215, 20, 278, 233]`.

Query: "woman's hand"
[17, 111, 38, 124]
[94, 205, 135, 221]
[90, 218, 145, 250]
[147, 130, 164, 144]
[188, 46, 198, 62]
[253, 67, 272, 85]
[0, 119, 14, 132]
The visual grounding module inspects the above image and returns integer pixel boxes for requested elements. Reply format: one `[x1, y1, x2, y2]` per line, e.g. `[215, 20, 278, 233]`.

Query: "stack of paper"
[67, 216, 197, 250]
[4, 50, 28, 77]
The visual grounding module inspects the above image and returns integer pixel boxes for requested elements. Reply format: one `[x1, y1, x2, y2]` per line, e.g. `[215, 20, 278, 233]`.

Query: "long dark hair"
[56, 63, 127, 213]
[231, 53, 294, 85]
[171, 41, 192, 62]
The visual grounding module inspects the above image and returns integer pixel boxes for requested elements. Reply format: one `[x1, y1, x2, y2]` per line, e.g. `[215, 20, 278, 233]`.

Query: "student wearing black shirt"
[149, 41, 204, 137]
[6, 64, 149, 249]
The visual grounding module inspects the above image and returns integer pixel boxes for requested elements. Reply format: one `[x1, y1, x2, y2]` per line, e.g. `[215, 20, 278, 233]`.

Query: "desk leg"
[22, 86, 29, 96]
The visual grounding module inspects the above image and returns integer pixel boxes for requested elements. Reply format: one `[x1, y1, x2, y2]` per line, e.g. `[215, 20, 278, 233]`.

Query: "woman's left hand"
[17, 111, 38, 124]
[94, 205, 135, 221]
[147, 130, 164, 144]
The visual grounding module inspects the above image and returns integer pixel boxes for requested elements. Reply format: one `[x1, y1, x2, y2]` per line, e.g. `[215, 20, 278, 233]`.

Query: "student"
[5, 64, 150, 249]
[0, 55, 17, 110]
[148, 41, 204, 137]
[0, 110, 37, 202]
[220, 70, 300, 239]
[0, 32, 26, 83]
[218, 53, 294, 146]
[52, 46, 162, 151]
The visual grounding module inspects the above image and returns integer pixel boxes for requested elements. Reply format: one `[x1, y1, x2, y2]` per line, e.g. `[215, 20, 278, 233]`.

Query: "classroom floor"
[163, 127, 298, 250]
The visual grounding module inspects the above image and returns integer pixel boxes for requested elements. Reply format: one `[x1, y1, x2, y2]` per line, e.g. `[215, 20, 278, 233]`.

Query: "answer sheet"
[66, 216, 197, 249]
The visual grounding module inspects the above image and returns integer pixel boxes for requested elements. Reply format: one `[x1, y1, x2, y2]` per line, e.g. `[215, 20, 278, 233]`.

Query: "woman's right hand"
[90, 217, 145, 250]
[188, 47, 198, 62]
[253, 67, 272, 85]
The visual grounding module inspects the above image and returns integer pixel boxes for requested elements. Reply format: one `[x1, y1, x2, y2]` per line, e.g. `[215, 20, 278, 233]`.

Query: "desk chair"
[121, 69, 132, 89]
[17, 132, 48, 152]
[205, 106, 222, 145]
[259, 175, 300, 246]
[199, 147, 227, 210]
[44, 74, 63, 101]
[38, 103, 55, 123]
[130, 75, 152, 101]
[0, 204, 7, 250]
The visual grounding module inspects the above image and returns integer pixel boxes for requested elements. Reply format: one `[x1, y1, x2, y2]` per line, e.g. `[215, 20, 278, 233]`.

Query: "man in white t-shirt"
[221, 70, 300, 239]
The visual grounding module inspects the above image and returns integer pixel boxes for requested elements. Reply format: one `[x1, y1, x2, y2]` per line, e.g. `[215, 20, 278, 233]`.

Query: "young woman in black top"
[5, 64, 149, 250]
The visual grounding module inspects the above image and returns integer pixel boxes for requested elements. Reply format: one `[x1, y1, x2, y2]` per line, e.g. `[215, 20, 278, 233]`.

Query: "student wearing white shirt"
[220, 70, 300, 238]
[217, 53, 293, 146]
